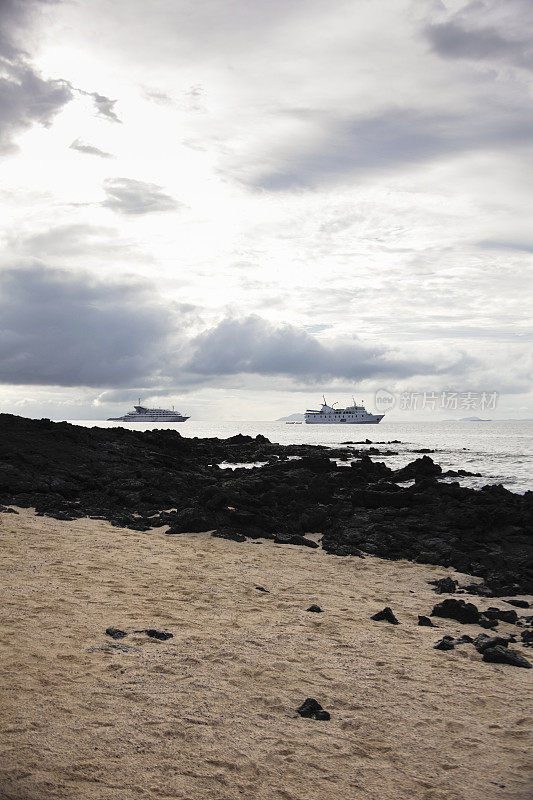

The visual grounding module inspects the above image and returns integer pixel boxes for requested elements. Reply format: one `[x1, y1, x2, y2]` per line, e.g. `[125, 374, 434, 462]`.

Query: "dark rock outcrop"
[418, 615, 438, 627]
[506, 599, 530, 609]
[482, 646, 532, 668]
[434, 634, 473, 650]
[473, 634, 512, 653]
[429, 577, 458, 594]
[211, 527, 247, 542]
[105, 627, 127, 639]
[139, 629, 173, 641]
[371, 607, 399, 624]
[434, 636, 455, 650]
[1, 414, 531, 595]
[431, 599, 480, 625]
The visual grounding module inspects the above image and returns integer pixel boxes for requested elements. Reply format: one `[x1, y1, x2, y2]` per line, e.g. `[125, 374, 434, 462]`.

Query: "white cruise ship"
[107, 401, 190, 423]
[305, 397, 384, 424]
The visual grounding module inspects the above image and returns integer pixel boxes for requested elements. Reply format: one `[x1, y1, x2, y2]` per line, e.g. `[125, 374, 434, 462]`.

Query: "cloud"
[69, 138, 113, 158]
[426, 21, 533, 69]
[246, 104, 533, 189]
[0, 265, 187, 387]
[102, 178, 182, 215]
[0, 0, 123, 158]
[184, 315, 464, 383]
[0, 23, 73, 153]
[476, 239, 533, 254]
[0, 266, 478, 391]
[75, 89, 122, 122]
[0, 0, 122, 156]
[89, 91, 121, 122]
[0, 61, 72, 155]
[7, 223, 139, 259]
[424, 1, 533, 71]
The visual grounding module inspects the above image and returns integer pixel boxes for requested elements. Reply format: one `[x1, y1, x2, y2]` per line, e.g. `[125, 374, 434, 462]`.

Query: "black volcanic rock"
[520, 629, 533, 646]
[434, 634, 474, 650]
[306, 605, 323, 613]
[418, 615, 438, 627]
[497, 609, 519, 624]
[506, 599, 530, 609]
[273, 534, 318, 548]
[478, 615, 498, 629]
[482, 646, 532, 668]
[140, 629, 173, 641]
[431, 599, 480, 625]
[393, 455, 442, 480]
[211, 527, 247, 542]
[166, 508, 215, 534]
[434, 636, 456, 651]
[105, 627, 127, 639]
[429, 577, 458, 594]
[473, 634, 511, 653]
[296, 698, 330, 720]
[371, 607, 399, 624]
[1, 414, 532, 595]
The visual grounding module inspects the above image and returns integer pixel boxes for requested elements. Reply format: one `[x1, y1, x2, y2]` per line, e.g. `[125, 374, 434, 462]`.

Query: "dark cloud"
[70, 138, 113, 158]
[0, 38, 72, 154]
[0, 0, 57, 60]
[0, 265, 185, 387]
[0, 0, 123, 155]
[185, 316, 457, 383]
[0, 1, 73, 140]
[102, 178, 182, 215]
[426, 21, 533, 69]
[424, 0, 533, 71]
[250, 104, 533, 189]
[0, 0, 122, 156]
[0, 266, 473, 391]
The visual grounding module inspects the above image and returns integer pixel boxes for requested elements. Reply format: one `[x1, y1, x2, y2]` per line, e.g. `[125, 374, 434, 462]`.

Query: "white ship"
[305, 396, 384, 424]
[108, 400, 190, 423]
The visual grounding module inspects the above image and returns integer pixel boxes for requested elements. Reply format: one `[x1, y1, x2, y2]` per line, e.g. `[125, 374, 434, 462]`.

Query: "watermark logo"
[375, 388, 396, 412]
[374, 390, 499, 413]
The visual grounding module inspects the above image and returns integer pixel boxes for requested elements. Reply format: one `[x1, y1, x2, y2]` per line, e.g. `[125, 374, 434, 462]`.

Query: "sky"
[0, 0, 532, 421]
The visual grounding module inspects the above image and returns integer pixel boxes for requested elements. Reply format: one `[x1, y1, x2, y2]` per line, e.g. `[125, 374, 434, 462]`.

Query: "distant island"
[444, 417, 533, 422]
[277, 413, 305, 422]
[456, 416, 492, 422]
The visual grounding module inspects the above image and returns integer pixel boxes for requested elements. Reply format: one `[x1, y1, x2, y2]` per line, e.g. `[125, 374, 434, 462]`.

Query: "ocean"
[67, 419, 533, 495]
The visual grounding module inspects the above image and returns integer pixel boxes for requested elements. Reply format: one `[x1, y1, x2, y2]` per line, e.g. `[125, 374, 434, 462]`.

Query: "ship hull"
[107, 415, 190, 422]
[305, 416, 383, 424]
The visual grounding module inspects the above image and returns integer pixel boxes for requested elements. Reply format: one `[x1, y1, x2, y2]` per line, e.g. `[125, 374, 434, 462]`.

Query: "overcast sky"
[0, 0, 532, 420]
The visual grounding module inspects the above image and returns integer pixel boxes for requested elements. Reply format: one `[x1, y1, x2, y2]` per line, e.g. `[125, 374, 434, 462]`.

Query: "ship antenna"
[323, 394, 326, 405]
[138, 397, 141, 405]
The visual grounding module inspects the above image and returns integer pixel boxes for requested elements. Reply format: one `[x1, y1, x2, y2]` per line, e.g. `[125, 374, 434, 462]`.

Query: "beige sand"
[0, 508, 532, 800]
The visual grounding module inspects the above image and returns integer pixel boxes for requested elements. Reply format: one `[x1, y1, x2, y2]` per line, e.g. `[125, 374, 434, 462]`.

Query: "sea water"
[66, 419, 533, 494]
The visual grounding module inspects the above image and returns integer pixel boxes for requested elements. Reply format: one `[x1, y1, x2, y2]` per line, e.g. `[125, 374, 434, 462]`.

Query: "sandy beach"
[1, 508, 532, 800]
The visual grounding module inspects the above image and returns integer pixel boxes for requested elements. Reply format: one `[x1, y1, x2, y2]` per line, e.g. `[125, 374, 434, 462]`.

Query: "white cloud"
[0, 0, 531, 418]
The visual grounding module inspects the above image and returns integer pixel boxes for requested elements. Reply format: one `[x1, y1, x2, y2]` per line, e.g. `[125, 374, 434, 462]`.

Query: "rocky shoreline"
[1, 414, 531, 596]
